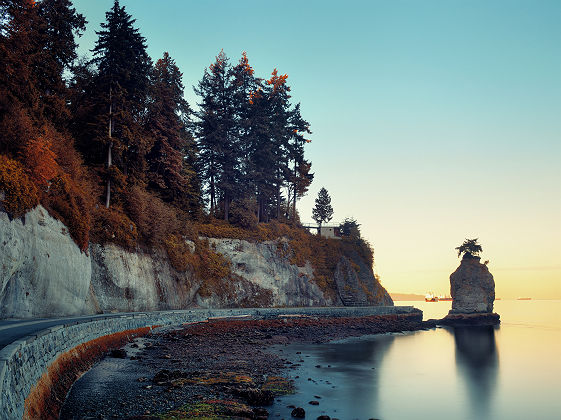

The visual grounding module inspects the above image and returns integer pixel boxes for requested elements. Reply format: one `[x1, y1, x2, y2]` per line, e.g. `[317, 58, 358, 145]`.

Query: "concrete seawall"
[0, 306, 421, 419]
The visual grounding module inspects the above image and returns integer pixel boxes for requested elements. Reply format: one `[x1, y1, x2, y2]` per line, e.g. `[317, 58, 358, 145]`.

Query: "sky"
[72, 0, 561, 299]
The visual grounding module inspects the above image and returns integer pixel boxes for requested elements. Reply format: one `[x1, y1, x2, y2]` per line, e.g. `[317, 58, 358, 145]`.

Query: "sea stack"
[441, 239, 500, 326]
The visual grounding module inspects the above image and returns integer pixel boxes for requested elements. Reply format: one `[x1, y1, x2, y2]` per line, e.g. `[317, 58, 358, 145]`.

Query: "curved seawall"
[0, 306, 421, 419]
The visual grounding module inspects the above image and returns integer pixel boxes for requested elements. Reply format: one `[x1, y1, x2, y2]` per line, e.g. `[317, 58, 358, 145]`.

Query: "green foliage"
[147, 52, 199, 212]
[339, 217, 361, 238]
[194, 51, 313, 223]
[312, 187, 333, 227]
[194, 50, 239, 218]
[455, 238, 483, 258]
[229, 197, 258, 230]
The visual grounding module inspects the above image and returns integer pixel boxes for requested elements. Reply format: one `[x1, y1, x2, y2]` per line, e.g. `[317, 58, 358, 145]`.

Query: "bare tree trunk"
[292, 191, 297, 225]
[291, 162, 297, 224]
[105, 88, 112, 209]
[276, 168, 281, 220]
[210, 173, 215, 217]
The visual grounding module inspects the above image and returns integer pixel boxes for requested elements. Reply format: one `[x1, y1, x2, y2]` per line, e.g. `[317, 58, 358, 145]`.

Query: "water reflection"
[315, 335, 395, 414]
[452, 326, 499, 419]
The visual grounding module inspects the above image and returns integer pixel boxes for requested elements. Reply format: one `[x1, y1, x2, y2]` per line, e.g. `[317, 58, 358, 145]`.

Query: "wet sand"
[61, 314, 432, 419]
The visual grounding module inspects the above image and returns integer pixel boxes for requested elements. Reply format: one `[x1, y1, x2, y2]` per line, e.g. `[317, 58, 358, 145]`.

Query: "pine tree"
[194, 50, 239, 219]
[229, 51, 259, 200]
[0, 0, 42, 155]
[312, 187, 334, 229]
[146, 52, 199, 213]
[266, 69, 292, 220]
[244, 77, 275, 222]
[286, 103, 313, 222]
[35, 0, 86, 127]
[75, 0, 152, 207]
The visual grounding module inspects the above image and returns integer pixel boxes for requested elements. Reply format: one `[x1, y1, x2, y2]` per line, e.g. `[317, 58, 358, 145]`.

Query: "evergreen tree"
[312, 187, 334, 229]
[74, 0, 152, 207]
[194, 50, 239, 219]
[35, 0, 86, 127]
[229, 52, 259, 199]
[286, 103, 313, 222]
[146, 52, 199, 213]
[339, 217, 361, 238]
[266, 69, 292, 220]
[455, 238, 483, 258]
[0, 0, 43, 155]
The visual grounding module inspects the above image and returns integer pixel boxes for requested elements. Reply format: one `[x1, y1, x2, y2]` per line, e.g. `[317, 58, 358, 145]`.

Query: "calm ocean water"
[271, 300, 561, 420]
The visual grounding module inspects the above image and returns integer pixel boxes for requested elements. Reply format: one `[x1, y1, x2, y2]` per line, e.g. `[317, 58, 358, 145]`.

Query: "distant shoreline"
[390, 292, 426, 301]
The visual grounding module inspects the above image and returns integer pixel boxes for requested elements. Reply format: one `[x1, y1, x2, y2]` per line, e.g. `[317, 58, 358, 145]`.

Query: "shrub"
[90, 206, 138, 250]
[0, 154, 39, 218]
[164, 234, 191, 272]
[44, 174, 92, 251]
[195, 239, 233, 297]
[22, 134, 60, 187]
[229, 197, 258, 230]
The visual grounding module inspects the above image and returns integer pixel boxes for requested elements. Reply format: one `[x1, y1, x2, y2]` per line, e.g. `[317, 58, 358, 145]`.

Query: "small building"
[302, 224, 342, 239]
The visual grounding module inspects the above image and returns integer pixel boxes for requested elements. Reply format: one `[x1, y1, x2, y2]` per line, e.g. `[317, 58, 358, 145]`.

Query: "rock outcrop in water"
[441, 254, 499, 326]
[0, 206, 392, 318]
[450, 254, 495, 313]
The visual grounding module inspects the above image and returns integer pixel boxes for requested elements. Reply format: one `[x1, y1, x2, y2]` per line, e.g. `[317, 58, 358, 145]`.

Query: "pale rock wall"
[89, 243, 199, 313]
[1, 206, 391, 318]
[206, 238, 330, 307]
[0, 207, 92, 318]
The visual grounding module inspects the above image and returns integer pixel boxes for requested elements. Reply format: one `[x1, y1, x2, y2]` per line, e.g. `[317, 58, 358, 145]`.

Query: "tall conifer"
[75, 0, 152, 207]
[194, 50, 239, 219]
[147, 52, 199, 213]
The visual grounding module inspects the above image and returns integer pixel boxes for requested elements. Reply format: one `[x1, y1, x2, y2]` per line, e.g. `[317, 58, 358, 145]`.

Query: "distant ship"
[424, 293, 452, 302]
[425, 293, 438, 302]
[517, 297, 532, 300]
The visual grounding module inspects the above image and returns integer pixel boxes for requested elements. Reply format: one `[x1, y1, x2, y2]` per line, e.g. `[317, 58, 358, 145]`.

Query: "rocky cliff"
[0, 206, 392, 318]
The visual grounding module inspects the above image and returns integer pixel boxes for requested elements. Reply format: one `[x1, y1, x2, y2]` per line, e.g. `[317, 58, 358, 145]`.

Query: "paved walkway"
[0, 306, 420, 350]
[0, 312, 143, 349]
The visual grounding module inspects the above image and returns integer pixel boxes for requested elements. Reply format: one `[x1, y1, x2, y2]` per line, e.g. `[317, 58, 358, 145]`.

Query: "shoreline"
[61, 313, 432, 419]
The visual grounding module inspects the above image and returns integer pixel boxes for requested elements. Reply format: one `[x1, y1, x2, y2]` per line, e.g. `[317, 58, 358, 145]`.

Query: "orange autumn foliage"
[90, 206, 138, 250]
[267, 68, 290, 94]
[23, 135, 60, 186]
[240, 51, 254, 76]
[0, 154, 39, 218]
[44, 174, 92, 251]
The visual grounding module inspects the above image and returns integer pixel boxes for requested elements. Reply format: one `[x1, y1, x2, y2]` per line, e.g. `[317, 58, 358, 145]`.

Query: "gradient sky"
[73, 0, 561, 299]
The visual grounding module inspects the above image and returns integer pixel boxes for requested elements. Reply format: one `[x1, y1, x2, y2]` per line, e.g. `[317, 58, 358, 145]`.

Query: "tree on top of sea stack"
[312, 187, 333, 229]
[455, 238, 483, 259]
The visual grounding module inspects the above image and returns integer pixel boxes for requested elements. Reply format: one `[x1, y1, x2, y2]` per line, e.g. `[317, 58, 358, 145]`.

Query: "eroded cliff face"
[0, 206, 392, 318]
[89, 243, 199, 313]
[202, 238, 328, 307]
